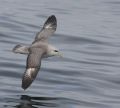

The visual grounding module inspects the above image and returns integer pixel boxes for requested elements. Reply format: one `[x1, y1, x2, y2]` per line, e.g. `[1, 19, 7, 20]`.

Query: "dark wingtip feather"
[22, 72, 32, 90]
[22, 68, 38, 90]
[43, 15, 57, 30]
[22, 76, 32, 90]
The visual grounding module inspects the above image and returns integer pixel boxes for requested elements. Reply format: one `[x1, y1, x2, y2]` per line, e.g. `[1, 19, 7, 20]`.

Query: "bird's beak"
[58, 52, 63, 58]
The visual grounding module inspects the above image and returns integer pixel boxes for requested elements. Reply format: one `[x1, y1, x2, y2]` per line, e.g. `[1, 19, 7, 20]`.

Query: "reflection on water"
[16, 95, 58, 108]
[5, 95, 80, 108]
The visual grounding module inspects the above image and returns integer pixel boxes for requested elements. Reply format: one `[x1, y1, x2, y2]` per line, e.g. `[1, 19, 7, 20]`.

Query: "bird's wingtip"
[43, 15, 57, 29]
[49, 15, 56, 19]
[22, 82, 28, 90]
[22, 68, 39, 90]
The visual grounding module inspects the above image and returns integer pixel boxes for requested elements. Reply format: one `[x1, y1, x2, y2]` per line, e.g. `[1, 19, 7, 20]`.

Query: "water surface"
[0, 0, 120, 108]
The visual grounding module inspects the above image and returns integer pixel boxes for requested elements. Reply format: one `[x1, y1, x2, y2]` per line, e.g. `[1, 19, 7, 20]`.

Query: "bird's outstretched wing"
[33, 15, 57, 42]
[22, 48, 45, 90]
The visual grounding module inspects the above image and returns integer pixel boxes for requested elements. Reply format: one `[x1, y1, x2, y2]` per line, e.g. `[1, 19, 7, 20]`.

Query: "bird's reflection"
[15, 95, 59, 108]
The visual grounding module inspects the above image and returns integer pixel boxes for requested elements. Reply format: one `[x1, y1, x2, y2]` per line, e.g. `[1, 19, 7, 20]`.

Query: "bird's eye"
[54, 50, 58, 52]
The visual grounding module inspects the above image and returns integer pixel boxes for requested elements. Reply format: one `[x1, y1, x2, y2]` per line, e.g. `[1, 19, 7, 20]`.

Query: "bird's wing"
[33, 15, 57, 43]
[22, 48, 45, 90]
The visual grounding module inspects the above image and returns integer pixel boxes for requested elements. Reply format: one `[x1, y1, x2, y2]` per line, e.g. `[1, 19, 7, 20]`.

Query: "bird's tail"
[22, 68, 39, 90]
[13, 45, 29, 54]
[43, 15, 57, 30]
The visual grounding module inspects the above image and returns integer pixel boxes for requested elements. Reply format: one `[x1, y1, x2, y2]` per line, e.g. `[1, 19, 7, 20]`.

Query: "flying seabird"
[13, 15, 62, 90]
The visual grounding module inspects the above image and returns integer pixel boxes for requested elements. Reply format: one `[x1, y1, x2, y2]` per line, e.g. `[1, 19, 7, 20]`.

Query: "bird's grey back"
[26, 47, 45, 68]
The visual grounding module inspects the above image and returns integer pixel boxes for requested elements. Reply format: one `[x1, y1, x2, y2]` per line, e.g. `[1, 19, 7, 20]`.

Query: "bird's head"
[47, 45, 63, 57]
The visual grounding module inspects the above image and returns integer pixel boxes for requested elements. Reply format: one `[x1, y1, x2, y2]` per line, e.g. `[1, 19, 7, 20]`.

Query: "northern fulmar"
[13, 15, 62, 90]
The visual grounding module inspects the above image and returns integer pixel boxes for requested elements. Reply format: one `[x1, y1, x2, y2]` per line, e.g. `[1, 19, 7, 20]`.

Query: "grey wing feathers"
[34, 15, 57, 41]
[22, 48, 45, 90]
